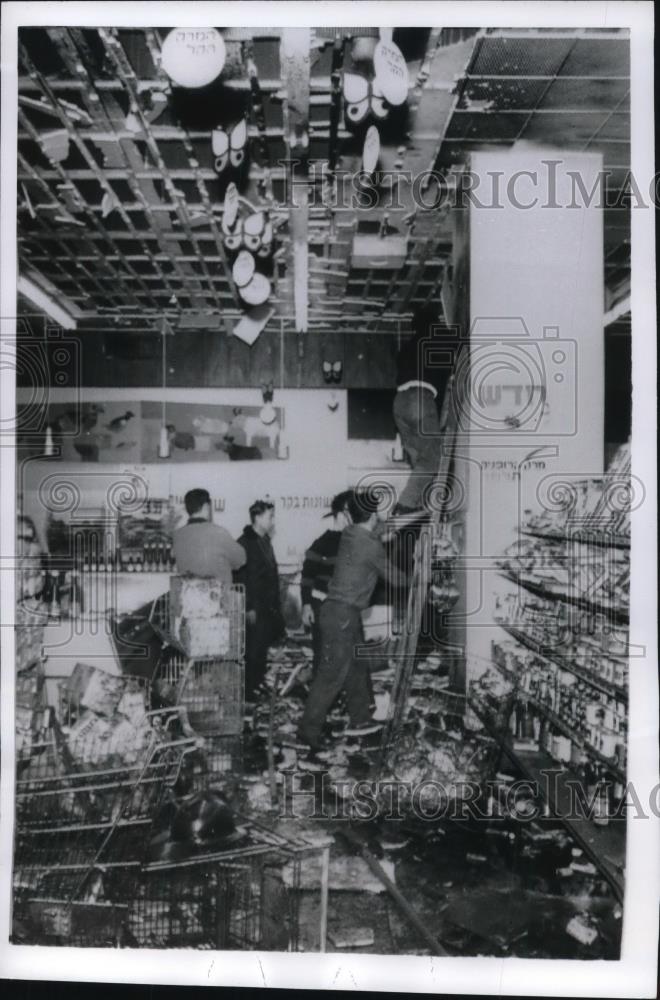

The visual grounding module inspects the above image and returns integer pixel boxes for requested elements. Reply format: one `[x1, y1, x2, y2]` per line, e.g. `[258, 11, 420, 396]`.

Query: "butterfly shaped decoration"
[322, 360, 343, 384]
[212, 118, 248, 174]
[342, 73, 388, 126]
[222, 209, 274, 257]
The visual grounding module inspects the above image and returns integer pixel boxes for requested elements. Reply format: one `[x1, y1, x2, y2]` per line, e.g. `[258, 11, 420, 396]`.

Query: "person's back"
[327, 523, 390, 610]
[172, 488, 245, 584]
[173, 520, 245, 584]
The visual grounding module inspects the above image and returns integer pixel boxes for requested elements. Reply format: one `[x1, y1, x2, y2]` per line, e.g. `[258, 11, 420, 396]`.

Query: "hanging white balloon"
[373, 38, 409, 106]
[161, 28, 226, 88]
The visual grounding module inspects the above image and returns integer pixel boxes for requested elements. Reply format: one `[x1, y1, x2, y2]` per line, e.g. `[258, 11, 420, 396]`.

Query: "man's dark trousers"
[299, 598, 371, 749]
[310, 597, 324, 677]
[245, 616, 272, 700]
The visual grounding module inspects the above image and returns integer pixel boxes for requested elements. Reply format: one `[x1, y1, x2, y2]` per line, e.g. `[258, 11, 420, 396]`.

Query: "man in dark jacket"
[300, 489, 354, 674]
[235, 499, 285, 700]
[393, 305, 453, 514]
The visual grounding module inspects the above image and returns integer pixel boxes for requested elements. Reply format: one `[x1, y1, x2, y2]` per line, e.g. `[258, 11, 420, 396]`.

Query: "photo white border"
[1, 2, 657, 994]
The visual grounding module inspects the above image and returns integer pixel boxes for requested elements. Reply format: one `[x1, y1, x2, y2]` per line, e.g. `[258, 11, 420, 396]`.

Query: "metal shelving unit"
[498, 569, 629, 625]
[497, 622, 628, 703]
[469, 695, 625, 904]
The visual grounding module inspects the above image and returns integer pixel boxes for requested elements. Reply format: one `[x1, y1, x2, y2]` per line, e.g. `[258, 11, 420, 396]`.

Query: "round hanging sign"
[363, 125, 380, 174]
[161, 28, 226, 89]
[373, 39, 409, 106]
[240, 272, 271, 307]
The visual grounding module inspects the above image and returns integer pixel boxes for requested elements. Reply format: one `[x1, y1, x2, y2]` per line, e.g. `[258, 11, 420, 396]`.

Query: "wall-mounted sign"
[373, 39, 409, 106]
[161, 28, 226, 89]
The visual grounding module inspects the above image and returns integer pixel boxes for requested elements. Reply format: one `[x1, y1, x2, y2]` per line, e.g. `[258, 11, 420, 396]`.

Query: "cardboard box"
[66, 663, 124, 718]
[170, 576, 226, 624]
[178, 615, 231, 658]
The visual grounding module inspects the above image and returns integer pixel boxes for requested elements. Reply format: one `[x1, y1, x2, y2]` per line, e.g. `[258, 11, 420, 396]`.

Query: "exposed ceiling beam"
[280, 28, 311, 334]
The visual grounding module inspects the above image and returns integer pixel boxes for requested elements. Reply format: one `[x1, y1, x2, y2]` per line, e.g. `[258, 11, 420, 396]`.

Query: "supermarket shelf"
[497, 623, 628, 704]
[498, 569, 629, 625]
[521, 527, 630, 550]
[489, 659, 626, 784]
[469, 696, 626, 903]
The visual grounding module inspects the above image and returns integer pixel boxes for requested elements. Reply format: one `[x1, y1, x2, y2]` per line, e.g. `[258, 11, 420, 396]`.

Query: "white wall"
[462, 148, 605, 680]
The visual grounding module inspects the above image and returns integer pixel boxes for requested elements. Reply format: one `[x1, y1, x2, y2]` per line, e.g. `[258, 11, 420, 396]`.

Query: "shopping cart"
[128, 822, 320, 951]
[149, 588, 246, 756]
[13, 689, 198, 946]
[14, 667, 199, 898]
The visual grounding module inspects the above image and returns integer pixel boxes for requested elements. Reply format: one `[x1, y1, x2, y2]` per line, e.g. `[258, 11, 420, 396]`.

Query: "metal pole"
[319, 846, 330, 953]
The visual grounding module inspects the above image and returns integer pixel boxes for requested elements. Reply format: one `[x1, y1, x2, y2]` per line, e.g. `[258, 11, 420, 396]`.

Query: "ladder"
[377, 370, 463, 770]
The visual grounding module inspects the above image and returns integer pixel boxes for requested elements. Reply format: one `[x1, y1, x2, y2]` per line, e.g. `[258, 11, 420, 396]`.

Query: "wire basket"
[155, 650, 244, 737]
[13, 814, 321, 950]
[150, 585, 245, 662]
[16, 707, 197, 839]
[129, 842, 306, 951]
[12, 860, 140, 947]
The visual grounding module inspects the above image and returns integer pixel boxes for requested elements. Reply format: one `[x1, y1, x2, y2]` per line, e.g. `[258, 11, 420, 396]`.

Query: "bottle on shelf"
[593, 767, 610, 826]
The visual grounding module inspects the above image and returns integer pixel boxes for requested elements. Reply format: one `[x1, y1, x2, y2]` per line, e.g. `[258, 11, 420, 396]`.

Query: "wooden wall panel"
[18, 326, 400, 389]
[343, 332, 397, 387]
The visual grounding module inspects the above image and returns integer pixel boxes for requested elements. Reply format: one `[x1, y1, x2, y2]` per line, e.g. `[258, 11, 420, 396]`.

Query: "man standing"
[235, 500, 285, 701]
[298, 489, 409, 753]
[393, 305, 453, 515]
[300, 490, 354, 674]
[172, 488, 246, 583]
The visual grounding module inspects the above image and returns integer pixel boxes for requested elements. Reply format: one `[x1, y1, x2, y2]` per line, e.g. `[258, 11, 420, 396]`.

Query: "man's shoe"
[343, 721, 383, 737]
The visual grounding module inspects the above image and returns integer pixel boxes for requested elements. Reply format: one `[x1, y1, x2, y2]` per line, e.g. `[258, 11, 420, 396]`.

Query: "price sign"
[363, 125, 380, 174]
[161, 28, 226, 88]
[374, 39, 409, 106]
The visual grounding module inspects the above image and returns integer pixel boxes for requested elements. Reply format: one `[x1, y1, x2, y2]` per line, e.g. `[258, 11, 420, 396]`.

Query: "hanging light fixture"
[259, 382, 277, 425]
[158, 317, 171, 459]
[392, 433, 405, 462]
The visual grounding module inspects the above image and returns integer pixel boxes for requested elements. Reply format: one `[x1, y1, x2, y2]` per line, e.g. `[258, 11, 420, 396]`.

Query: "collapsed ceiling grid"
[16, 26, 630, 337]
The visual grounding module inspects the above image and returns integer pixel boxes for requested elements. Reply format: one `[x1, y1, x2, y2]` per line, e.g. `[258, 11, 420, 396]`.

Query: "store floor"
[231, 646, 623, 959]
